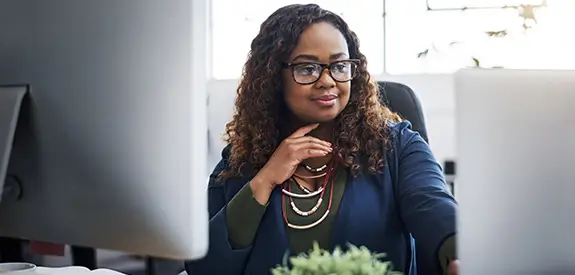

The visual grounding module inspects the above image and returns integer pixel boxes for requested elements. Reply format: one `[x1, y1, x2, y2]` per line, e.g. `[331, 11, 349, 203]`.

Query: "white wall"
[206, 74, 456, 172]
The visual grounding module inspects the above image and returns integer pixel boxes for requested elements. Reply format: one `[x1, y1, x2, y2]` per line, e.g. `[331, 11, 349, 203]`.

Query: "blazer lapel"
[331, 173, 382, 251]
[331, 171, 354, 250]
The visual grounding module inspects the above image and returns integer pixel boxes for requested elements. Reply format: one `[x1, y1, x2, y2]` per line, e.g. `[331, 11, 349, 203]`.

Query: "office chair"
[377, 81, 429, 144]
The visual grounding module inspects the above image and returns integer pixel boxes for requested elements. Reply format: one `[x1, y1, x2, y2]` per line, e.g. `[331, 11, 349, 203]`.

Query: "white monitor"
[0, 0, 208, 260]
[455, 69, 575, 274]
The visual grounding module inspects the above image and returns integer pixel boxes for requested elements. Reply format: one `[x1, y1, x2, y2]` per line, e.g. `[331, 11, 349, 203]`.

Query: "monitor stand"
[0, 84, 28, 263]
[0, 84, 28, 203]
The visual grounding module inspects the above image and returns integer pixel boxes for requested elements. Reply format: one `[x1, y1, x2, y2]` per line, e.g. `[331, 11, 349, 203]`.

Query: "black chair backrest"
[378, 81, 429, 144]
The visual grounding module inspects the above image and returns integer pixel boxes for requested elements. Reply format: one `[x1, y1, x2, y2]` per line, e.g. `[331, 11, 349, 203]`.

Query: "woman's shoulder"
[386, 120, 412, 135]
[384, 120, 429, 159]
[208, 144, 251, 196]
[386, 120, 423, 143]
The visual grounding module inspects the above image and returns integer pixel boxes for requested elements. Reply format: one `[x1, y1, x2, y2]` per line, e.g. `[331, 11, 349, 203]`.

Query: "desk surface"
[36, 266, 126, 274]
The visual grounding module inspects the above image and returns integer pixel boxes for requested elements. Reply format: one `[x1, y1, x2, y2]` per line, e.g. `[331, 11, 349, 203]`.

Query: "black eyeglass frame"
[282, 59, 360, 85]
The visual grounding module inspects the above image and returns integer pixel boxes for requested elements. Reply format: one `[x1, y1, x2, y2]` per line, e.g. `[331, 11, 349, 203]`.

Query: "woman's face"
[282, 22, 353, 124]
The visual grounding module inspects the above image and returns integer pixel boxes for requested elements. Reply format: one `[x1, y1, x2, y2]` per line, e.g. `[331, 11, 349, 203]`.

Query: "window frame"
[208, 0, 564, 77]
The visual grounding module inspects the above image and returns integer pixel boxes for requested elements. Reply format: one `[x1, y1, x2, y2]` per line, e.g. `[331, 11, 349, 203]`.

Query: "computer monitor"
[455, 69, 575, 274]
[0, 0, 208, 260]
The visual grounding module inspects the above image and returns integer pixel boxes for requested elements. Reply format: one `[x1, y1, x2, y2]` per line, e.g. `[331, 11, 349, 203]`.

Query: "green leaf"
[269, 241, 404, 275]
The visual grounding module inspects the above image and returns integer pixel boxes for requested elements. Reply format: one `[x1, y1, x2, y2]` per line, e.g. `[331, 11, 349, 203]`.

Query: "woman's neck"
[283, 117, 336, 186]
[287, 119, 334, 143]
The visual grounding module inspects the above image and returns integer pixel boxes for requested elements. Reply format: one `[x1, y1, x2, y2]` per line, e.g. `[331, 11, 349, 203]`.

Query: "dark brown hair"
[220, 4, 401, 180]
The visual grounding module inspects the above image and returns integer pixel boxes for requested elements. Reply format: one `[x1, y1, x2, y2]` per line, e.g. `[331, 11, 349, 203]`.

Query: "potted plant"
[270, 242, 403, 275]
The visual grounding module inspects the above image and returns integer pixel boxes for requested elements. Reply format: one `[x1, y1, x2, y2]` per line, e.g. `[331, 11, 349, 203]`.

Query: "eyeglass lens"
[292, 61, 356, 84]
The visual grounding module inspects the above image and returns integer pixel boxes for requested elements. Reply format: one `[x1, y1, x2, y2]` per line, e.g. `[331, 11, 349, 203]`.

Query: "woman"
[186, 4, 458, 275]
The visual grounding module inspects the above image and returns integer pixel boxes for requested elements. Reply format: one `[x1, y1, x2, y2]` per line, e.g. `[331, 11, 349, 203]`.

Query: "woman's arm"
[438, 234, 456, 272]
[184, 146, 264, 275]
[394, 123, 458, 274]
[226, 183, 267, 249]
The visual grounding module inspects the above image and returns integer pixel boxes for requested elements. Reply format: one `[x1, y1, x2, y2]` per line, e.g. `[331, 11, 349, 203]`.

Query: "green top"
[225, 169, 456, 272]
[283, 169, 347, 254]
[226, 169, 346, 254]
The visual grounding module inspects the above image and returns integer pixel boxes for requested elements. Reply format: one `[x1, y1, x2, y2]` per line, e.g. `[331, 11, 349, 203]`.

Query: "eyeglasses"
[283, 59, 360, 85]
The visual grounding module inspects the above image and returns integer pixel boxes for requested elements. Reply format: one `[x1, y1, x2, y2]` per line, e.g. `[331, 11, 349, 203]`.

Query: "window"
[427, 0, 543, 9]
[210, 0, 385, 79]
[385, 0, 575, 74]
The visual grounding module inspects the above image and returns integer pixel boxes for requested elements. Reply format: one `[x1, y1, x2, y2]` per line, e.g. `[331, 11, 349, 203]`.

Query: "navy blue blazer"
[185, 122, 457, 275]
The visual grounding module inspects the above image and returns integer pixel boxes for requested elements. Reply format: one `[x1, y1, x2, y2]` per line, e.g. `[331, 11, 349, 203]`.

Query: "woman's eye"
[296, 66, 317, 75]
[332, 63, 348, 72]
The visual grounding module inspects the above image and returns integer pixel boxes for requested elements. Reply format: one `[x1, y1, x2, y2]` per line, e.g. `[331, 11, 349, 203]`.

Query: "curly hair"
[219, 4, 401, 180]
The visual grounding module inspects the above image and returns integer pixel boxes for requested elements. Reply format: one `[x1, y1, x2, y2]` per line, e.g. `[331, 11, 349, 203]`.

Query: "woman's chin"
[295, 110, 342, 124]
[307, 114, 339, 124]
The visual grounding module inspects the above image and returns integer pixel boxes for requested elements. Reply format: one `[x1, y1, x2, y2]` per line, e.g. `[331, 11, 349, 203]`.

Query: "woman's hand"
[250, 123, 332, 204]
[447, 260, 459, 275]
